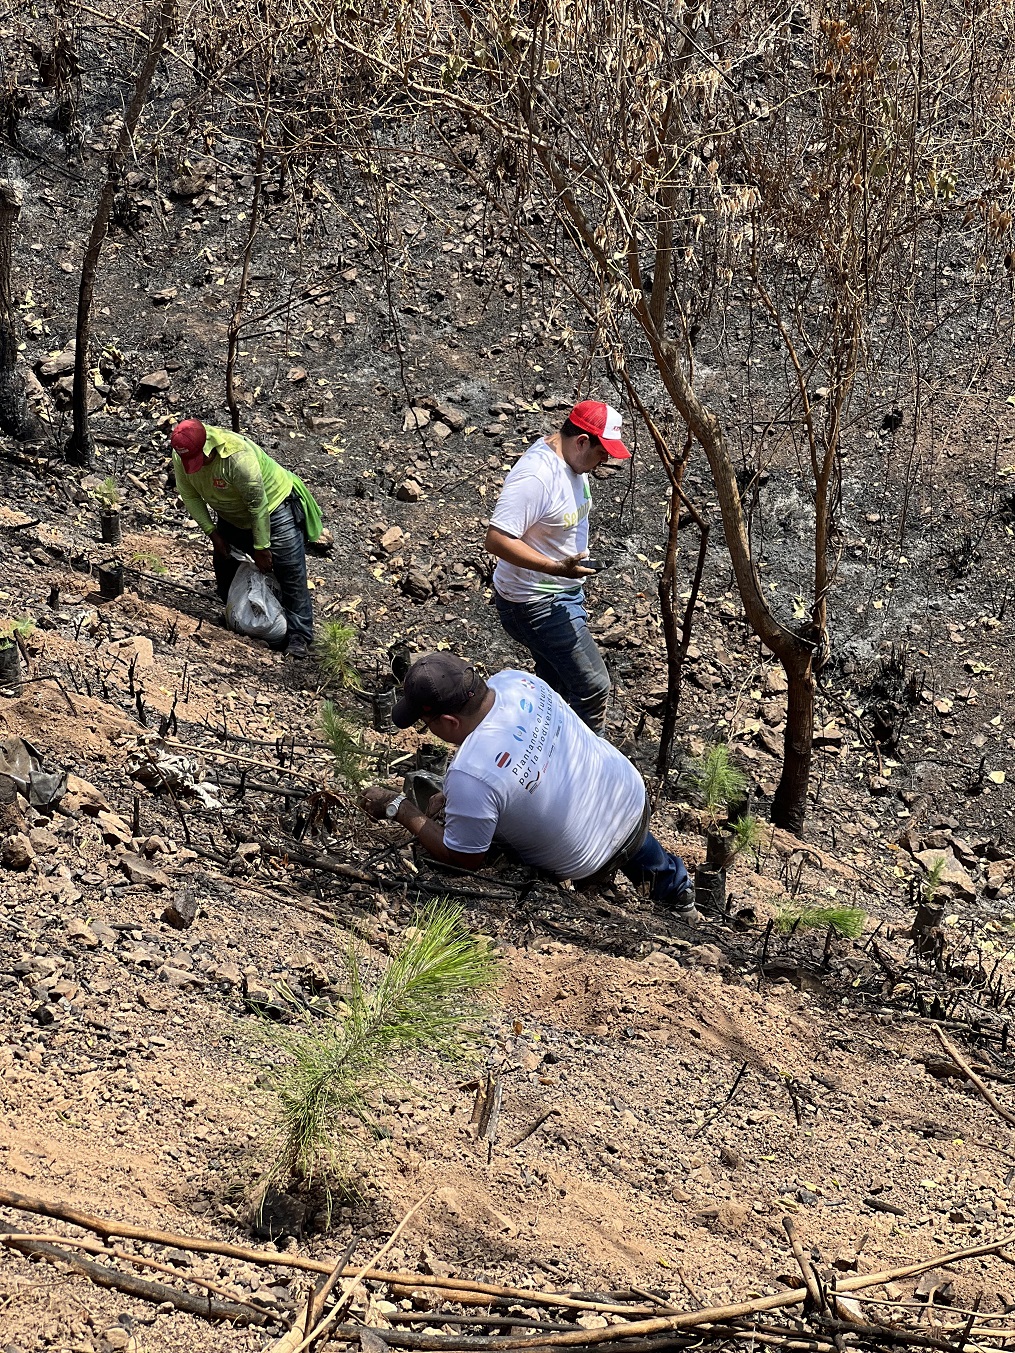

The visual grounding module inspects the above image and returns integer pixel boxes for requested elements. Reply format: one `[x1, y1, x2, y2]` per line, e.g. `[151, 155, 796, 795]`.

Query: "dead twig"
[275, 1193, 432, 1353]
[783, 1217, 824, 1313]
[0, 1231, 265, 1316]
[0, 1228, 268, 1324]
[507, 1107, 560, 1149]
[934, 1025, 1015, 1129]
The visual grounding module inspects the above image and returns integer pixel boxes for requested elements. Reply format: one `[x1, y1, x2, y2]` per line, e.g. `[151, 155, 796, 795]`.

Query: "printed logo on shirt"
[495, 752, 512, 768]
[213, 477, 227, 488]
[519, 698, 533, 714]
[509, 681, 562, 794]
[561, 500, 591, 529]
[519, 678, 537, 690]
[513, 725, 526, 741]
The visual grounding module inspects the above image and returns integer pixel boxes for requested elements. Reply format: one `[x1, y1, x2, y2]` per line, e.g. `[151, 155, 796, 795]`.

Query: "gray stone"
[396, 478, 424, 502]
[378, 525, 405, 553]
[66, 918, 98, 948]
[36, 348, 75, 381]
[120, 852, 171, 889]
[135, 369, 171, 399]
[431, 400, 466, 431]
[915, 848, 976, 898]
[402, 406, 431, 432]
[2, 833, 34, 870]
[162, 892, 198, 930]
[402, 569, 432, 601]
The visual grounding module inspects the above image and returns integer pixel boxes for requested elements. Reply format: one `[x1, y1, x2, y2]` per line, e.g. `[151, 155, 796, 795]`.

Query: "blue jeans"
[494, 586, 610, 733]
[213, 495, 314, 646]
[621, 832, 691, 905]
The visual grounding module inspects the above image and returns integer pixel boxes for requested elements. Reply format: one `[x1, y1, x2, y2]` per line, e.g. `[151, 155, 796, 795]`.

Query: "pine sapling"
[775, 901, 867, 940]
[262, 902, 497, 1186]
[91, 475, 121, 510]
[315, 620, 361, 690]
[320, 700, 367, 788]
[692, 744, 748, 829]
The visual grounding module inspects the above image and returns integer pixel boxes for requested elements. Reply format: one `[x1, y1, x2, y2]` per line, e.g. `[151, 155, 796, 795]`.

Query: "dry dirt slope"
[0, 525, 1014, 1351]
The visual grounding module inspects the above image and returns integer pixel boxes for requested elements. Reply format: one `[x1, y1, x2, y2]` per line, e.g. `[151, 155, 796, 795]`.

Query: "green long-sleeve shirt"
[173, 426, 294, 551]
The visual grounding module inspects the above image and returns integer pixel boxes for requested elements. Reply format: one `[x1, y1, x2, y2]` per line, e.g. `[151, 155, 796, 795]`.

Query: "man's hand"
[253, 548, 273, 574]
[360, 786, 399, 821]
[554, 552, 597, 579]
[425, 790, 446, 819]
[209, 530, 230, 557]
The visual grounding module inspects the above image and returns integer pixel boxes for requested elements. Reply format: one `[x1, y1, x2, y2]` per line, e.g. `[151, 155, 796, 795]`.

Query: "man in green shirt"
[170, 419, 323, 656]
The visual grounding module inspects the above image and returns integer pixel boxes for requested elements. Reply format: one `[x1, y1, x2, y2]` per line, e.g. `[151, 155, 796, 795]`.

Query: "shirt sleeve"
[173, 455, 215, 535]
[489, 467, 551, 540]
[224, 448, 272, 549]
[441, 769, 501, 856]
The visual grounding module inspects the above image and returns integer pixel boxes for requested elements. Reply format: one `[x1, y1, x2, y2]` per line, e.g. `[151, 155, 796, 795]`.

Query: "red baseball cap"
[170, 419, 208, 473]
[568, 401, 631, 459]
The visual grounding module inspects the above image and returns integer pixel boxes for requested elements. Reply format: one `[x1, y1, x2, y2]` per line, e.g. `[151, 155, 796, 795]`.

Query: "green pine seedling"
[92, 476, 122, 509]
[130, 550, 167, 575]
[315, 620, 361, 690]
[0, 616, 35, 648]
[731, 812, 764, 865]
[691, 743, 749, 828]
[923, 856, 946, 902]
[775, 902, 867, 940]
[320, 701, 367, 788]
[262, 902, 497, 1186]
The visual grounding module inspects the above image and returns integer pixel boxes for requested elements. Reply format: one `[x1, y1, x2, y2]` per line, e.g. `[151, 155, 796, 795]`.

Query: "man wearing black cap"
[361, 653, 697, 920]
[484, 400, 630, 735]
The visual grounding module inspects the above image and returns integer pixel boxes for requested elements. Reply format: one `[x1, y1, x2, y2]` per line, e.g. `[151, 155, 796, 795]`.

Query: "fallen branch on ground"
[934, 1025, 1015, 1128]
[2, 1186, 1014, 1347]
[0, 1228, 268, 1324]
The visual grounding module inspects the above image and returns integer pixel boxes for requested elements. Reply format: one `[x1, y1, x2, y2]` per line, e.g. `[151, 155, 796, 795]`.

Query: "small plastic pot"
[96, 560, 124, 600]
[372, 688, 395, 731]
[0, 642, 22, 694]
[100, 508, 122, 545]
[705, 829, 736, 871]
[694, 863, 727, 916]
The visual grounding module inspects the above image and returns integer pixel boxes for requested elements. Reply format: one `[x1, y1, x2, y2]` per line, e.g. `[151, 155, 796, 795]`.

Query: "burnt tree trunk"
[772, 649, 815, 834]
[65, 0, 177, 466]
[0, 180, 35, 440]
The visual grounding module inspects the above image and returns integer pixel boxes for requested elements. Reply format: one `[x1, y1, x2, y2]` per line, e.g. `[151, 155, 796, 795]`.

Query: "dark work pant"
[621, 832, 691, 904]
[212, 495, 314, 646]
[493, 586, 610, 733]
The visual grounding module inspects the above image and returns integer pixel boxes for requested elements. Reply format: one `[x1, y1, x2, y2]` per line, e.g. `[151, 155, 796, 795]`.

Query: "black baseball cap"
[392, 653, 479, 728]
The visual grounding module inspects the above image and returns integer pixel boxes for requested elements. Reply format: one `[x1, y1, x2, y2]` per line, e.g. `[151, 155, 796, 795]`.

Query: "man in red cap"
[484, 400, 630, 734]
[169, 420, 324, 656]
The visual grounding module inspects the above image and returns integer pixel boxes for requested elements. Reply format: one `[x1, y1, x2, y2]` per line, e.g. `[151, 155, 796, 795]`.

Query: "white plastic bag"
[224, 551, 288, 645]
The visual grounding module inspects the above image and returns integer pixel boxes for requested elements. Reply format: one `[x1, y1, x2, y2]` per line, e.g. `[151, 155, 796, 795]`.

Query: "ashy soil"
[2, 33, 1015, 1353]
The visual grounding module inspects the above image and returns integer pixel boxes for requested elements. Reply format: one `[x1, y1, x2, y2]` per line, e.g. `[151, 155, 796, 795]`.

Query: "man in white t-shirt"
[360, 653, 697, 919]
[484, 401, 631, 735]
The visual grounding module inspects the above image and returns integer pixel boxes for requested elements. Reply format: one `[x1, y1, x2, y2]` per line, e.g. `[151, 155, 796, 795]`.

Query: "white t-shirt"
[489, 439, 592, 602]
[442, 671, 646, 879]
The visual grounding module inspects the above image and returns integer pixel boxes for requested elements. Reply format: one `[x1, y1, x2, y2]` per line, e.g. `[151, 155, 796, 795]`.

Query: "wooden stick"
[507, 1107, 559, 1149]
[783, 1217, 824, 1312]
[0, 1232, 265, 1315]
[162, 737, 323, 783]
[0, 1184, 657, 1314]
[2, 1186, 1012, 1328]
[0, 1229, 266, 1324]
[934, 1026, 1015, 1128]
[281, 1193, 432, 1353]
